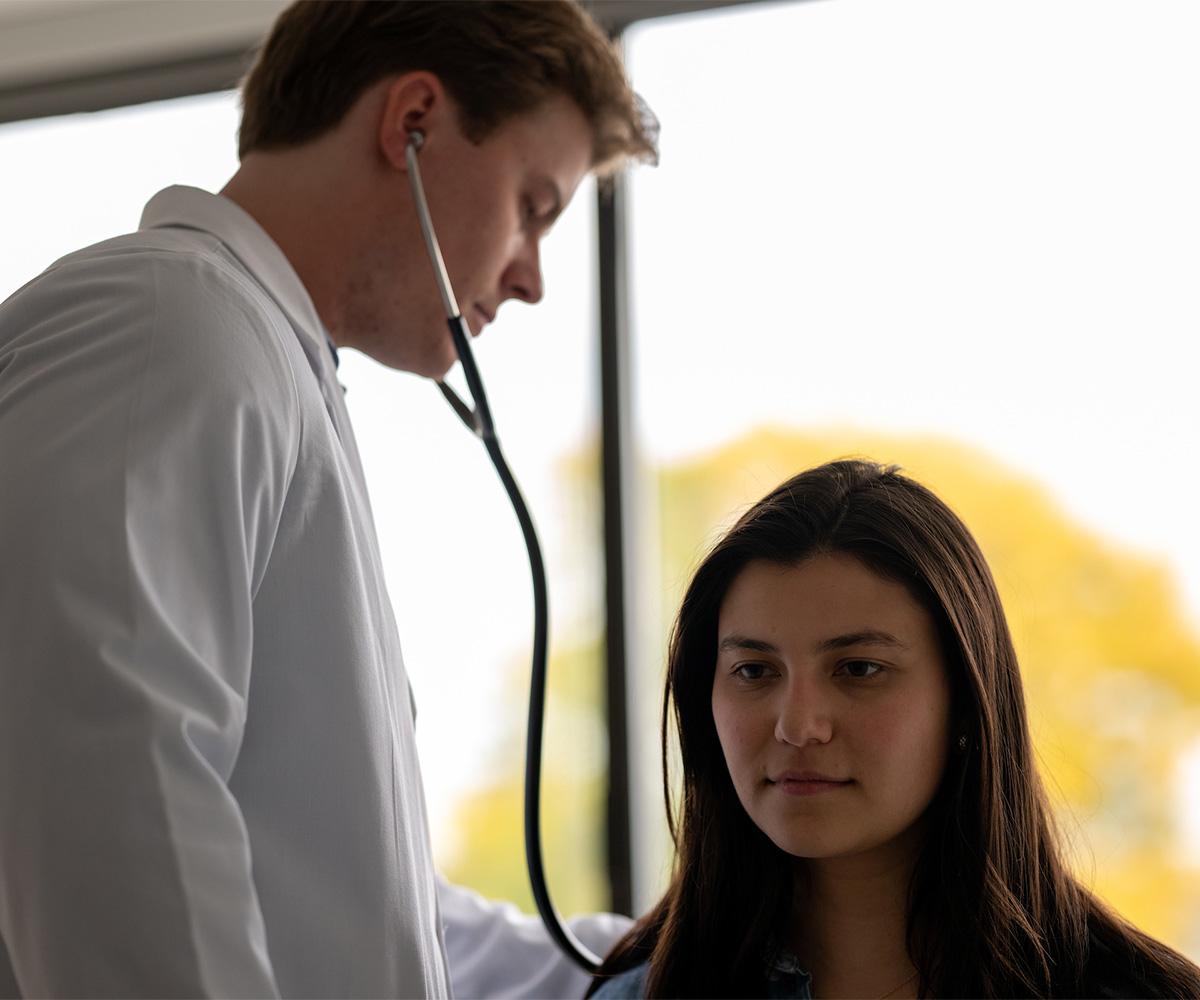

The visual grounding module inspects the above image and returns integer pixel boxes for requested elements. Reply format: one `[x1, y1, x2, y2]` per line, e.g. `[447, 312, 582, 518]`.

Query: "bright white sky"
[626, 0, 1200, 620]
[1, 0, 1197, 903]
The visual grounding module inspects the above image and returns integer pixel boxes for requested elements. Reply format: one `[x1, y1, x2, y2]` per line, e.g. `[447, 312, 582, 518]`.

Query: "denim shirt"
[591, 949, 814, 999]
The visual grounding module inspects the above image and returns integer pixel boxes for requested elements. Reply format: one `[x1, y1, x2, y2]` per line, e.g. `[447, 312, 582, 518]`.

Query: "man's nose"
[774, 678, 834, 746]
[503, 237, 544, 305]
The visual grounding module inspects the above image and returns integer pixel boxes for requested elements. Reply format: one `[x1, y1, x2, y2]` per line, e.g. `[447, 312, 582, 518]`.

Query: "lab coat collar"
[139, 185, 339, 376]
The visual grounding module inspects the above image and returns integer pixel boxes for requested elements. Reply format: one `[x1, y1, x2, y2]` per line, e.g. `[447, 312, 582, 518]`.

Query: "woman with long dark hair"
[589, 460, 1200, 998]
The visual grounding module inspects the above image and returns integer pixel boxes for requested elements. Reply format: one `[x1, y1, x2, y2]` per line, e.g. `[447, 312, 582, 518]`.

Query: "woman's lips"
[769, 773, 854, 796]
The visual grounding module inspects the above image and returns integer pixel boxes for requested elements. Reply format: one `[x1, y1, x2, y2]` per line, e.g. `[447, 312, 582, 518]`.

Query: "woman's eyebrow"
[816, 629, 907, 652]
[717, 629, 908, 655]
[717, 634, 779, 655]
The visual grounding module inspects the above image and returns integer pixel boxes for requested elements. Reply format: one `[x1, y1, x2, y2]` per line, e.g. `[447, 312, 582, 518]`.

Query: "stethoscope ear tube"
[405, 132, 602, 973]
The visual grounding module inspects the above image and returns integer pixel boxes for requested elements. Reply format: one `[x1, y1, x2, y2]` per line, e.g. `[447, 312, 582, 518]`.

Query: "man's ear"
[378, 71, 445, 171]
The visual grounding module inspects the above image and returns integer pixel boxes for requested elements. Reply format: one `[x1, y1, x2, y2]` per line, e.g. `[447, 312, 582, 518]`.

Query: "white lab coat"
[0, 186, 628, 998]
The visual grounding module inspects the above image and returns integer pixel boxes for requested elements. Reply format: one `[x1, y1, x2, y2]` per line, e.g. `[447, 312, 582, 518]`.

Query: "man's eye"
[838, 660, 884, 679]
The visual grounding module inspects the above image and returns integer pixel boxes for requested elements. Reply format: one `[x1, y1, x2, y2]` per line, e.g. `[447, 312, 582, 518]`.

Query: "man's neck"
[220, 151, 354, 340]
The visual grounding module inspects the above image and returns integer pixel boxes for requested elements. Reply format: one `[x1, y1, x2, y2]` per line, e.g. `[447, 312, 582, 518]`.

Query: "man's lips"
[474, 304, 495, 330]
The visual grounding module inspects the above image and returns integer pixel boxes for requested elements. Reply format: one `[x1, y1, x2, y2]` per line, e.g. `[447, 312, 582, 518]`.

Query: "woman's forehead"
[717, 554, 939, 652]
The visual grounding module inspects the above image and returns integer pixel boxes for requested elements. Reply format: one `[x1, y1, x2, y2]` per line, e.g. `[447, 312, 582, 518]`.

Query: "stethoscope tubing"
[404, 132, 603, 973]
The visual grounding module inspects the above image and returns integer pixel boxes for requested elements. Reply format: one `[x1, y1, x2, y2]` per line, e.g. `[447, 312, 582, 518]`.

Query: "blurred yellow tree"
[443, 426, 1200, 960]
[653, 427, 1200, 958]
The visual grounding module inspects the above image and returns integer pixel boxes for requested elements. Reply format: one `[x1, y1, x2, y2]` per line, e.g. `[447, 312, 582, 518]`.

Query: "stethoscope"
[404, 128, 602, 973]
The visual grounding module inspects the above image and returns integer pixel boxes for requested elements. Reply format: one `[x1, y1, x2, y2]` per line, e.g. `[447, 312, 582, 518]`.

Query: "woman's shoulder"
[589, 956, 814, 999]
[590, 961, 650, 999]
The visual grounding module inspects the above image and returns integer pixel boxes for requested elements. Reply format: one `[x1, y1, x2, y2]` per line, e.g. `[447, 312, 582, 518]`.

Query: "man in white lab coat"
[0, 2, 656, 996]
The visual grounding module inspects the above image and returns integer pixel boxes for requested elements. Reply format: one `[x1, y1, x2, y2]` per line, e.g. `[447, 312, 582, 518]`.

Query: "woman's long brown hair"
[588, 460, 1200, 998]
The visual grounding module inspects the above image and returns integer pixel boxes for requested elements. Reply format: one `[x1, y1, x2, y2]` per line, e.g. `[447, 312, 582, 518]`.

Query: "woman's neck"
[790, 834, 922, 999]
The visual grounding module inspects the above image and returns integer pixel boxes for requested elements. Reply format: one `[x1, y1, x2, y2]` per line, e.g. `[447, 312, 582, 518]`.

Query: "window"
[4, 0, 1198, 956]
[626, 0, 1200, 957]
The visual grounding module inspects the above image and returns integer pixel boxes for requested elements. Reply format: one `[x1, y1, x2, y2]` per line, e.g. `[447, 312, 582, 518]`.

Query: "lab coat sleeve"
[0, 253, 298, 997]
[439, 877, 633, 999]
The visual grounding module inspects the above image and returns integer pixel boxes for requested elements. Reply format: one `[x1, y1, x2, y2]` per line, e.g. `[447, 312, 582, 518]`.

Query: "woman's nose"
[773, 680, 834, 746]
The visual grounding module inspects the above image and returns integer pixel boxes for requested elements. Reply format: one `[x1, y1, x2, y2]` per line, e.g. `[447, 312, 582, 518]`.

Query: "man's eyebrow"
[816, 629, 907, 652]
[717, 635, 780, 655]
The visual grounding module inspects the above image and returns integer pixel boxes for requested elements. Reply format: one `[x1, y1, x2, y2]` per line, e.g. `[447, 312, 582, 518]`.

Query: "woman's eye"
[732, 662, 771, 681]
[839, 660, 883, 679]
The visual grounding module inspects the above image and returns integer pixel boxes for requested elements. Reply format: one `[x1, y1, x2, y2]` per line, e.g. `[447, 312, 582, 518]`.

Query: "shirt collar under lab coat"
[139, 185, 341, 375]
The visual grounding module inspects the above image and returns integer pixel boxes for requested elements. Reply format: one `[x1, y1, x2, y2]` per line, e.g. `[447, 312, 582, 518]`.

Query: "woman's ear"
[378, 71, 445, 170]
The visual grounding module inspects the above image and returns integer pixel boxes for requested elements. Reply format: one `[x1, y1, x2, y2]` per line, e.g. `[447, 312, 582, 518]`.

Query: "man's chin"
[434, 339, 461, 380]
[361, 325, 461, 379]
[368, 351, 456, 381]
